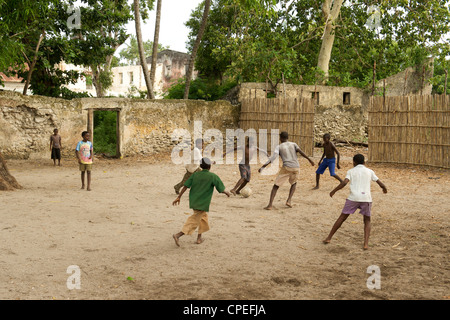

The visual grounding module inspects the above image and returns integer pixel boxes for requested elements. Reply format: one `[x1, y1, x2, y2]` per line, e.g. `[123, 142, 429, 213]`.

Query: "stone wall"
[228, 83, 370, 143]
[0, 91, 239, 159]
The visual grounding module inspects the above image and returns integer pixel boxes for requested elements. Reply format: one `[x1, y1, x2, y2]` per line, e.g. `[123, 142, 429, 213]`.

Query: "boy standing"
[258, 131, 314, 210]
[172, 158, 231, 246]
[174, 139, 204, 194]
[223, 136, 268, 196]
[324, 154, 387, 250]
[50, 128, 62, 166]
[75, 131, 93, 191]
[313, 133, 343, 189]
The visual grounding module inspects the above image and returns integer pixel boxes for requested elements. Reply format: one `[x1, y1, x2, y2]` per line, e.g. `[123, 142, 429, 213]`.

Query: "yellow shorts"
[181, 210, 210, 235]
[79, 163, 92, 172]
[274, 167, 299, 186]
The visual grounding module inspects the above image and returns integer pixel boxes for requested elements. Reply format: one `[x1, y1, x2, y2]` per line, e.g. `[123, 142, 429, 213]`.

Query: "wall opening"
[343, 92, 351, 105]
[88, 109, 121, 158]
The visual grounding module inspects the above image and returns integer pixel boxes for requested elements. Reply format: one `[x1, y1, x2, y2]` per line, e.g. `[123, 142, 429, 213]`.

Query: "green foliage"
[164, 77, 237, 101]
[93, 110, 117, 156]
[185, 0, 450, 92]
[119, 35, 169, 66]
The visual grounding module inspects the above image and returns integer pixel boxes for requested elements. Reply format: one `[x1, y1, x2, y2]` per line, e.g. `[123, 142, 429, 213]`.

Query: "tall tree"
[134, 0, 155, 99]
[184, 0, 211, 99]
[150, 0, 162, 89]
[317, 0, 344, 84]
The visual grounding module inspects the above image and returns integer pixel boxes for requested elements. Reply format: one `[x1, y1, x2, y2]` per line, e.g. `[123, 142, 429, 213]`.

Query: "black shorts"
[238, 164, 251, 182]
[51, 148, 61, 160]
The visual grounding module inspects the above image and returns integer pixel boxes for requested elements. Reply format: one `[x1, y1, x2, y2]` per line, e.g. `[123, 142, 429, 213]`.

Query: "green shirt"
[184, 169, 226, 212]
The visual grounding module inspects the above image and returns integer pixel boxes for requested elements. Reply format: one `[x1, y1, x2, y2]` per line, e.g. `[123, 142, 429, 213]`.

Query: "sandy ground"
[0, 147, 448, 300]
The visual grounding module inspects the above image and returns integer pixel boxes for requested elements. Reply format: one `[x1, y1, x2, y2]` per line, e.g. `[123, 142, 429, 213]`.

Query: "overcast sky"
[122, 0, 204, 54]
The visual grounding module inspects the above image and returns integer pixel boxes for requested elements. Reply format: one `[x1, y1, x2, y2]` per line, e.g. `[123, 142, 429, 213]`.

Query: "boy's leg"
[174, 169, 191, 194]
[314, 160, 327, 189]
[363, 215, 371, 250]
[81, 170, 85, 189]
[196, 212, 209, 244]
[332, 174, 343, 183]
[264, 185, 279, 210]
[173, 231, 184, 247]
[323, 213, 349, 244]
[86, 171, 91, 191]
[231, 177, 245, 195]
[235, 179, 248, 194]
[313, 173, 321, 189]
[286, 182, 297, 208]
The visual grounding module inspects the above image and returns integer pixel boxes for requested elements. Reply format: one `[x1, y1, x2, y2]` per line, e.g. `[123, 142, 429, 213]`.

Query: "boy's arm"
[259, 146, 279, 172]
[172, 186, 188, 206]
[330, 178, 349, 197]
[50, 137, 53, 151]
[376, 179, 388, 193]
[297, 147, 315, 166]
[223, 146, 238, 157]
[331, 142, 340, 169]
[256, 146, 269, 157]
[75, 149, 81, 163]
[59, 136, 62, 149]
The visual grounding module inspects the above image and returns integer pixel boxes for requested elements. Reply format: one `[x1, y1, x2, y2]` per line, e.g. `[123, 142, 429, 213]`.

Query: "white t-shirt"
[271, 141, 301, 168]
[345, 165, 379, 202]
[185, 147, 202, 173]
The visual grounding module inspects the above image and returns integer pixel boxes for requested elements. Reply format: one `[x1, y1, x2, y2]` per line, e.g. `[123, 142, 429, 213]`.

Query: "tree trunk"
[150, 0, 162, 91]
[23, 30, 46, 96]
[134, 0, 155, 99]
[317, 0, 343, 84]
[183, 0, 211, 100]
[0, 152, 22, 191]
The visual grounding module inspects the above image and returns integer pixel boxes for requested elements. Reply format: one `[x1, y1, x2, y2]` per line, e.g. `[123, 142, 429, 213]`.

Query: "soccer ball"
[240, 187, 252, 198]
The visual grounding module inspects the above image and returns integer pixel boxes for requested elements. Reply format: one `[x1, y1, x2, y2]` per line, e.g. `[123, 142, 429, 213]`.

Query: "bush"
[93, 110, 117, 156]
[163, 78, 237, 101]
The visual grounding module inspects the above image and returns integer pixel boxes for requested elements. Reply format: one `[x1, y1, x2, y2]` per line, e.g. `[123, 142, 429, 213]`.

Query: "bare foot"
[323, 239, 331, 244]
[312, 186, 319, 190]
[87, 188, 91, 191]
[173, 234, 180, 247]
[264, 205, 274, 210]
[286, 202, 292, 208]
[363, 245, 369, 250]
[230, 190, 237, 196]
[81, 186, 85, 190]
[196, 238, 205, 244]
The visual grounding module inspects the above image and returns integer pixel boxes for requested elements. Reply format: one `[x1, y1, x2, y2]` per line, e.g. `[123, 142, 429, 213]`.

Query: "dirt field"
[0, 147, 448, 300]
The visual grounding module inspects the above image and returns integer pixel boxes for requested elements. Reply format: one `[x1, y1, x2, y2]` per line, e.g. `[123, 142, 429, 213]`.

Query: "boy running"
[258, 131, 314, 210]
[223, 136, 268, 196]
[172, 158, 231, 246]
[174, 139, 203, 194]
[75, 131, 93, 191]
[324, 154, 387, 250]
[313, 133, 343, 189]
[50, 128, 62, 166]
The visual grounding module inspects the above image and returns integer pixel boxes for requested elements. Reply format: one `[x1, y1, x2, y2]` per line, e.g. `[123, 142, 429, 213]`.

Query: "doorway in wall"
[87, 109, 121, 158]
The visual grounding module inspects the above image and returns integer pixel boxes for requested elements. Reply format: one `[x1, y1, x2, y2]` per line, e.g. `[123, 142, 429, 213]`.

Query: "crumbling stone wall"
[0, 91, 239, 159]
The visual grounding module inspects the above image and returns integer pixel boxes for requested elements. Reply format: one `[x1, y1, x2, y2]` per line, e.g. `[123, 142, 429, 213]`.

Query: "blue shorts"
[316, 158, 336, 176]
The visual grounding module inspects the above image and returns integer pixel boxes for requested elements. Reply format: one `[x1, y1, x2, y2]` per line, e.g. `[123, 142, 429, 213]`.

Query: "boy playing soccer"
[258, 131, 314, 210]
[323, 154, 387, 250]
[313, 133, 343, 189]
[172, 158, 231, 246]
[50, 128, 62, 166]
[75, 131, 93, 191]
[174, 138, 204, 194]
[223, 136, 268, 196]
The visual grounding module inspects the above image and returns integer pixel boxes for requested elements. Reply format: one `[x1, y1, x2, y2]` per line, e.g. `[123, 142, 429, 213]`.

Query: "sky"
[122, 0, 204, 54]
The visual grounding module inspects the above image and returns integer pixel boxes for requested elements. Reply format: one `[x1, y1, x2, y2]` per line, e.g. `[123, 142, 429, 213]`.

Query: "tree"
[0, 152, 22, 191]
[184, 0, 211, 100]
[317, 0, 343, 84]
[119, 35, 169, 66]
[150, 0, 162, 89]
[134, 0, 155, 99]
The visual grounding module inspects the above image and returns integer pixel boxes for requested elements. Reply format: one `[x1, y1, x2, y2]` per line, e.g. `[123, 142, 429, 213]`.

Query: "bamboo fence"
[368, 95, 449, 169]
[239, 97, 315, 156]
